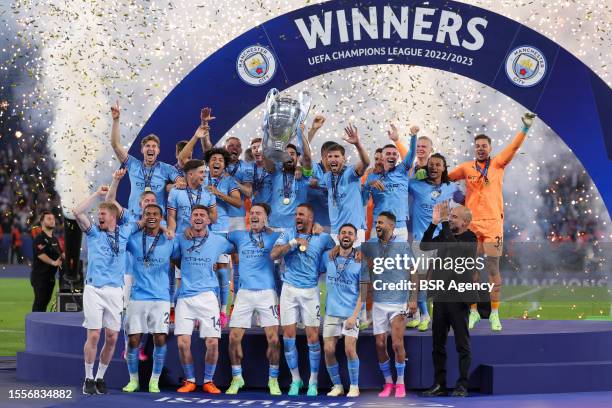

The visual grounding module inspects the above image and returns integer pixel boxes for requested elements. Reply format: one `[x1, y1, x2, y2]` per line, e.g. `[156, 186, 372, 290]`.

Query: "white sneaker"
[347, 385, 360, 397]
[327, 385, 344, 396]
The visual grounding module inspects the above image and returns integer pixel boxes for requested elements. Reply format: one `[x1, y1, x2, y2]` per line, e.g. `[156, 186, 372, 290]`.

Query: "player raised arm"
[496, 112, 536, 167]
[307, 114, 325, 143]
[178, 123, 210, 165]
[72, 185, 109, 231]
[105, 168, 127, 209]
[178, 107, 215, 164]
[343, 124, 370, 176]
[110, 101, 128, 164]
[388, 124, 418, 170]
[298, 123, 313, 170]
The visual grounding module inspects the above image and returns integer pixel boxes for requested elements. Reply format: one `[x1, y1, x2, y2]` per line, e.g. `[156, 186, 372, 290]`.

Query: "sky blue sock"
[418, 299, 429, 316]
[127, 346, 139, 376]
[182, 363, 195, 381]
[348, 358, 359, 386]
[269, 364, 279, 378]
[204, 363, 216, 382]
[217, 268, 230, 306]
[379, 359, 392, 381]
[231, 365, 242, 378]
[283, 337, 298, 370]
[395, 361, 405, 380]
[152, 344, 167, 377]
[308, 342, 321, 383]
[326, 363, 341, 385]
[418, 290, 428, 316]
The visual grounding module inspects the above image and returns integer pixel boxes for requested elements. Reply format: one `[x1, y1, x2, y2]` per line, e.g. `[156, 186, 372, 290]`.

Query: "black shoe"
[422, 383, 448, 397]
[83, 378, 96, 395]
[452, 385, 468, 397]
[95, 378, 108, 394]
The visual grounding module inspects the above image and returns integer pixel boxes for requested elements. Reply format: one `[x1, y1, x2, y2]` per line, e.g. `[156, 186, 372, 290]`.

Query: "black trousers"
[432, 301, 471, 388]
[31, 279, 55, 312]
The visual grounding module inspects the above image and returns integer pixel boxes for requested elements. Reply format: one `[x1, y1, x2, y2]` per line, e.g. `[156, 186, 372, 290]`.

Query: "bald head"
[449, 205, 472, 234]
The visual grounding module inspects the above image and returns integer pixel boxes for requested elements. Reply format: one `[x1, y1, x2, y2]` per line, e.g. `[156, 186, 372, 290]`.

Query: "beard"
[340, 239, 353, 250]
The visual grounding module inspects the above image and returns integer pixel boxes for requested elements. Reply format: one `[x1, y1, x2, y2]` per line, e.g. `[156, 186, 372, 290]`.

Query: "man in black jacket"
[31, 211, 63, 312]
[420, 201, 478, 397]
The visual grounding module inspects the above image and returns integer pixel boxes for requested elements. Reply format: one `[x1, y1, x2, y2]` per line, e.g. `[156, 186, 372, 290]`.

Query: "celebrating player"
[268, 139, 312, 230]
[173, 205, 234, 394]
[109, 101, 184, 217]
[362, 212, 417, 398]
[322, 224, 367, 398]
[122, 204, 178, 393]
[222, 136, 253, 230]
[319, 124, 370, 244]
[449, 112, 536, 331]
[307, 116, 332, 232]
[73, 186, 140, 395]
[106, 168, 157, 361]
[225, 203, 282, 395]
[168, 159, 217, 235]
[249, 138, 274, 205]
[271, 203, 335, 396]
[203, 147, 241, 320]
[363, 124, 417, 241]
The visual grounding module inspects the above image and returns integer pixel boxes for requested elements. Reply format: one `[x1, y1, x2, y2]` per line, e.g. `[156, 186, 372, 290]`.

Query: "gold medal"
[258, 241, 264, 249]
[299, 245, 307, 252]
[144, 186, 152, 192]
[283, 197, 290, 205]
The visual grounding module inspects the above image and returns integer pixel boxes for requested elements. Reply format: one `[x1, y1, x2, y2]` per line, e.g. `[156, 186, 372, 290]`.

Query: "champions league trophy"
[261, 88, 311, 163]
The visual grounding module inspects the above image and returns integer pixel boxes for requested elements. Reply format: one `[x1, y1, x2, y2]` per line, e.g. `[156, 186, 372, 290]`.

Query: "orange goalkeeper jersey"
[449, 131, 527, 222]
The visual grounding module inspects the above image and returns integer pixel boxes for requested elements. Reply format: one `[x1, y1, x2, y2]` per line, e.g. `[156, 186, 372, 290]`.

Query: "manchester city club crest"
[505, 45, 547, 87]
[236, 45, 277, 86]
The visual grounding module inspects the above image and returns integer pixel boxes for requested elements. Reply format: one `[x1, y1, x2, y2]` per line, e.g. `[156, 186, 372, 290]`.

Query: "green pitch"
[0, 278, 43, 356]
[0, 278, 610, 356]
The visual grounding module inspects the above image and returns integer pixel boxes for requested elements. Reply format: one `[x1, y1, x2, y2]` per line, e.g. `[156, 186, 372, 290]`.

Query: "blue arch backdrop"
[122, 0, 612, 213]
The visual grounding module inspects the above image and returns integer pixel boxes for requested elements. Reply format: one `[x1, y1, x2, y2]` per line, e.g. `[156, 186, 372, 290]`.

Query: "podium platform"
[16, 312, 612, 394]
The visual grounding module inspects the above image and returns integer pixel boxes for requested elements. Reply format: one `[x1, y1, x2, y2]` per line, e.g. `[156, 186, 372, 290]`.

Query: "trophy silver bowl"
[261, 88, 311, 163]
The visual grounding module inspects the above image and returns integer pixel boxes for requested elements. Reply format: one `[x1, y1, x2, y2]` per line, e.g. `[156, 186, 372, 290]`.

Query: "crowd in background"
[0, 133, 63, 264]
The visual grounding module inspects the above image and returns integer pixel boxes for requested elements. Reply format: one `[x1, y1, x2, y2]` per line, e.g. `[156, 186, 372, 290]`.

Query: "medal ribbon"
[334, 248, 355, 274]
[141, 162, 159, 190]
[207, 173, 221, 188]
[187, 233, 209, 253]
[249, 230, 264, 248]
[474, 158, 491, 184]
[105, 227, 120, 256]
[252, 163, 265, 193]
[282, 171, 293, 200]
[331, 167, 345, 206]
[186, 185, 203, 212]
[227, 162, 239, 177]
[142, 230, 162, 265]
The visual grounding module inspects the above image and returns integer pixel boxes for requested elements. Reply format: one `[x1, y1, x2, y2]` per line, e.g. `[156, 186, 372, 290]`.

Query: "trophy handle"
[295, 91, 312, 155]
[262, 88, 280, 149]
[298, 91, 312, 121]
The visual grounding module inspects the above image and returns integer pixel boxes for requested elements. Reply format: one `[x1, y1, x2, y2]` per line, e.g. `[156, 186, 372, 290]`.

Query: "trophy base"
[263, 147, 292, 164]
